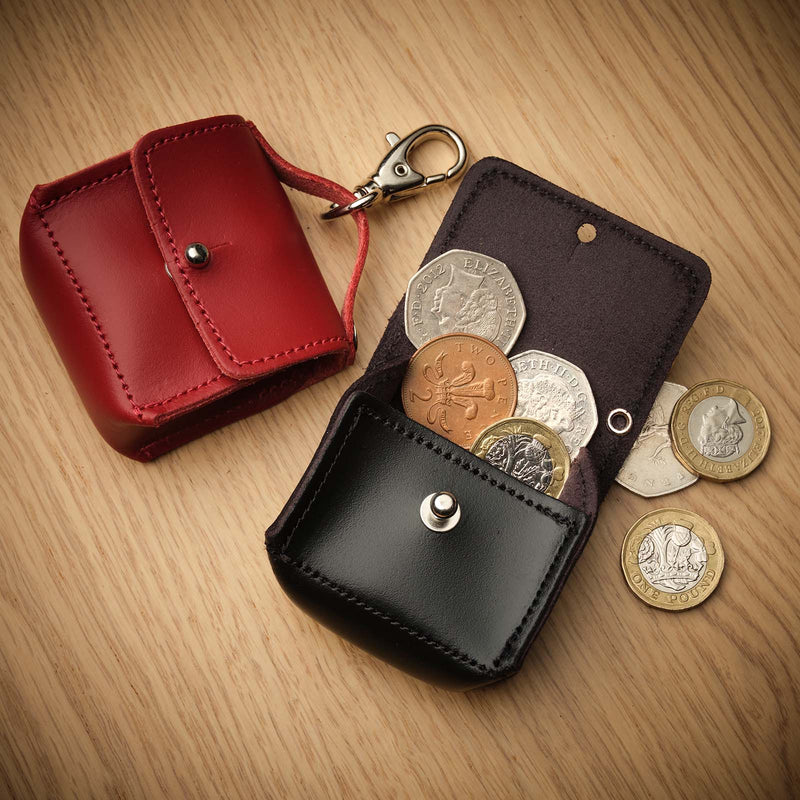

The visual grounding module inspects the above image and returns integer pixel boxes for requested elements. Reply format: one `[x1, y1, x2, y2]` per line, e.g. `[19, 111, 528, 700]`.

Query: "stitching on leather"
[439, 166, 700, 479]
[38, 166, 133, 211]
[274, 550, 491, 671]
[280, 408, 367, 556]
[138, 374, 226, 409]
[136, 368, 314, 459]
[280, 399, 578, 673]
[143, 121, 348, 367]
[32, 128, 348, 419]
[35, 205, 144, 420]
[493, 519, 576, 667]
[34, 196, 227, 415]
[357, 405, 574, 523]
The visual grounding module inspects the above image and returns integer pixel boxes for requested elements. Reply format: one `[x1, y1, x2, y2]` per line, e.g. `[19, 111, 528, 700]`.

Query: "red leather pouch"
[19, 115, 368, 460]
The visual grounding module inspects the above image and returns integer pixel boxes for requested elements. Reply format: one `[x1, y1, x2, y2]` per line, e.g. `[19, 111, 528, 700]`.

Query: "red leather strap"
[247, 122, 368, 358]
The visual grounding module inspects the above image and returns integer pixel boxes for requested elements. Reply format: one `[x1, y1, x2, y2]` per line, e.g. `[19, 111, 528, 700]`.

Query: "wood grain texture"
[1, 0, 799, 797]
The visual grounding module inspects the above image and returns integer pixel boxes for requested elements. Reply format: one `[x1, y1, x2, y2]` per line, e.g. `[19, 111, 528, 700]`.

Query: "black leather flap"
[268, 391, 590, 690]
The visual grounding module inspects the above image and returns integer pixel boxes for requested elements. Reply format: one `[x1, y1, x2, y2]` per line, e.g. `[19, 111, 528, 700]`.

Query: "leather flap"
[131, 115, 348, 381]
[268, 390, 592, 689]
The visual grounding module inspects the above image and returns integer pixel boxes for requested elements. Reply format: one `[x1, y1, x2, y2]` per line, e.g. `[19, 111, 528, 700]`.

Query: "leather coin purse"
[267, 157, 711, 690]
[19, 115, 368, 460]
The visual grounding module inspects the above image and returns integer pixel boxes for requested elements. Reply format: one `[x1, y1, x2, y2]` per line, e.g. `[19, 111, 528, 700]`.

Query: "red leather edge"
[247, 122, 369, 354]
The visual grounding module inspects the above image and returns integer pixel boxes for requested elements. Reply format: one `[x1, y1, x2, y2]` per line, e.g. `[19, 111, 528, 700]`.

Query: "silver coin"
[484, 433, 556, 494]
[615, 381, 698, 497]
[509, 350, 597, 459]
[404, 249, 526, 354]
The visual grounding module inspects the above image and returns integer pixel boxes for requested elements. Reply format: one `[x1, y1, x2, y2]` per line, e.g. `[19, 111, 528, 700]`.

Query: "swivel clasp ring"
[322, 124, 468, 219]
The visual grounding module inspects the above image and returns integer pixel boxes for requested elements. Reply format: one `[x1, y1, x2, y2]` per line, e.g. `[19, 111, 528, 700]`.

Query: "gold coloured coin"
[669, 379, 770, 482]
[621, 508, 724, 611]
[401, 333, 517, 449]
[470, 417, 569, 498]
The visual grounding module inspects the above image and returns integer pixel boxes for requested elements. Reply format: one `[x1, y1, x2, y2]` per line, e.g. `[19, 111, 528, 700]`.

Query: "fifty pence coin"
[509, 350, 597, 459]
[470, 417, 569, 498]
[404, 249, 526, 354]
[621, 509, 724, 611]
[401, 333, 518, 449]
[615, 381, 698, 497]
[670, 379, 771, 482]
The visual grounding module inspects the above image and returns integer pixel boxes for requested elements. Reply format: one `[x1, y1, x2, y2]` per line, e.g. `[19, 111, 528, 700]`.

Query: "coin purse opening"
[267, 157, 711, 689]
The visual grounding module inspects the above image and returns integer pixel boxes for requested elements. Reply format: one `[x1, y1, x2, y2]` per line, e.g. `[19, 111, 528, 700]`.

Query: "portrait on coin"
[430, 265, 502, 341]
[698, 397, 746, 459]
[517, 373, 578, 435]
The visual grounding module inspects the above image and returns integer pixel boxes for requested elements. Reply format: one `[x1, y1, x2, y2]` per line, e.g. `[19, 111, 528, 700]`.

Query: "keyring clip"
[322, 124, 468, 219]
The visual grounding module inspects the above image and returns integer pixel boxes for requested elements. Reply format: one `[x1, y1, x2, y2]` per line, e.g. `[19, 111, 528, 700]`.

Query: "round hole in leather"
[577, 223, 597, 243]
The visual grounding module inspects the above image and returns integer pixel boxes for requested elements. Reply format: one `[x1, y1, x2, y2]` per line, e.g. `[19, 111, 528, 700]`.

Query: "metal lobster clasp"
[322, 125, 468, 219]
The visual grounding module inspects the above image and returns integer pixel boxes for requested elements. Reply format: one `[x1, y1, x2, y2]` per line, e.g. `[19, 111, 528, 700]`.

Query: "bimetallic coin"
[404, 249, 526, 354]
[470, 417, 569, 498]
[670, 379, 770, 482]
[615, 381, 698, 497]
[401, 333, 517, 449]
[621, 509, 724, 611]
[509, 350, 597, 459]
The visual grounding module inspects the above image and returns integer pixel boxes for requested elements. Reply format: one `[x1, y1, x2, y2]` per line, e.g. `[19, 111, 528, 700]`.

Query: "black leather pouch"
[267, 157, 711, 690]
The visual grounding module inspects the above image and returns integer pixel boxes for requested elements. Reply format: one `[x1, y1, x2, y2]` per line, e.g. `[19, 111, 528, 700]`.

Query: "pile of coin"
[401, 249, 595, 500]
[399, 248, 771, 612]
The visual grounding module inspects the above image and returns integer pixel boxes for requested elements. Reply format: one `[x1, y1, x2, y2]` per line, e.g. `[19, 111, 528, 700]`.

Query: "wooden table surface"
[1, 0, 798, 797]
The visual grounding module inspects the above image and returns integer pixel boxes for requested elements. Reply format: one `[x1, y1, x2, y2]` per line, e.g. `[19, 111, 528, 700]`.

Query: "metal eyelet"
[607, 408, 633, 435]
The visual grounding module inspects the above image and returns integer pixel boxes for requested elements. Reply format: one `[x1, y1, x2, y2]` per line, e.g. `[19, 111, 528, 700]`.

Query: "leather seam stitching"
[142, 121, 348, 367]
[38, 166, 133, 210]
[31, 170, 229, 414]
[136, 366, 336, 458]
[138, 375, 226, 409]
[439, 166, 700, 480]
[34, 198, 229, 414]
[279, 400, 579, 674]
[34, 204, 144, 420]
[493, 518, 577, 667]
[30, 123, 347, 417]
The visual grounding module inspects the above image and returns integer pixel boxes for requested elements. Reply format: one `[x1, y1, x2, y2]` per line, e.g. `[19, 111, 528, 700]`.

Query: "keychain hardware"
[322, 124, 468, 219]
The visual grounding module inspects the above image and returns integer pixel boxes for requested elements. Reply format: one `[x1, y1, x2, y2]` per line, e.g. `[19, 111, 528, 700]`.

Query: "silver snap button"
[420, 491, 461, 532]
[185, 242, 210, 267]
[607, 408, 633, 435]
